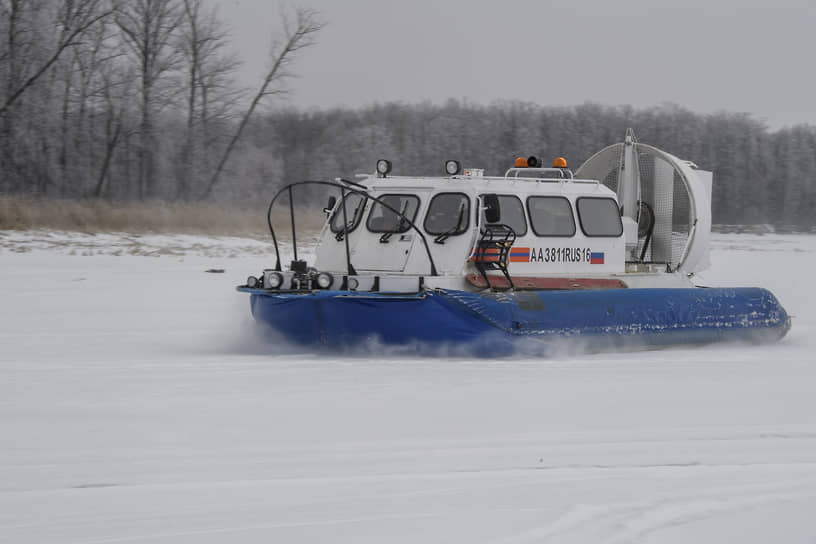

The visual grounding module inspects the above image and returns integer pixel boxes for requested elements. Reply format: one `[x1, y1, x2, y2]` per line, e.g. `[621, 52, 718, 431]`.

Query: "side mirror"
[323, 196, 337, 215]
[483, 194, 501, 223]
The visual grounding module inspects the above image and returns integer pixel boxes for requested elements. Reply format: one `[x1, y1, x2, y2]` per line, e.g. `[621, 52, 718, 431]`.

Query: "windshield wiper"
[434, 202, 466, 244]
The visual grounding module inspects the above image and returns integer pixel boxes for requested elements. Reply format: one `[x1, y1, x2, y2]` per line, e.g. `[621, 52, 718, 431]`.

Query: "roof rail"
[504, 167, 574, 180]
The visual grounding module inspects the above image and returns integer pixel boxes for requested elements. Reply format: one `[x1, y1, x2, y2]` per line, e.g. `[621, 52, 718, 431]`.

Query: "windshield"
[329, 192, 366, 234]
[366, 194, 420, 233]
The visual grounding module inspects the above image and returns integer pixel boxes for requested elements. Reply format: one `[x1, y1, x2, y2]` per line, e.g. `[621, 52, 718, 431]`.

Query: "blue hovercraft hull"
[242, 287, 790, 355]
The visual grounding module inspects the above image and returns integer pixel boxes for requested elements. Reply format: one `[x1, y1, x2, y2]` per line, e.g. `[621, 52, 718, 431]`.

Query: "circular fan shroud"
[575, 142, 709, 273]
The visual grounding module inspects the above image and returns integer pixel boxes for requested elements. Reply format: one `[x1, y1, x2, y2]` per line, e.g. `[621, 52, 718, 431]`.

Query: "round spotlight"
[445, 159, 461, 176]
[347, 277, 359, 290]
[527, 155, 541, 168]
[246, 276, 259, 288]
[265, 271, 283, 289]
[316, 272, 333, 289]
[376, 159, 392, 177]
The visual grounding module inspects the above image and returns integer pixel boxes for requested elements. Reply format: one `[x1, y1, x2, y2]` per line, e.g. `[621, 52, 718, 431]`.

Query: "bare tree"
[0, 0, 114, 116]
[116, 0, 181, 199]
[176, 0, 240, 200]
[1, 0, 42, 190]
[0, 0, 114, 193]
[198, 7, 324, 201]
[92, 66, 131, 198]
[89, 26, 134, 198]
[54, 13, 114, 195]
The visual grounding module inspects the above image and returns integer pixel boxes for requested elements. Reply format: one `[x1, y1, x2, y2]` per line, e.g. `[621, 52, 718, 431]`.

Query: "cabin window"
[576, 197, 624, 237]
[480, 195, 527, 236]
[329, 192, 366, 234]
[366, 194, 420, 233]
[424, 193, 470, 235]
[526, 196, 576, 237]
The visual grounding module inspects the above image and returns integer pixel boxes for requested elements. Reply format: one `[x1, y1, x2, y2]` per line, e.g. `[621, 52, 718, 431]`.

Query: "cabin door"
[350, 193, 420, 272]
[313, 191, 368, 272]
[352, 232, 417, 272]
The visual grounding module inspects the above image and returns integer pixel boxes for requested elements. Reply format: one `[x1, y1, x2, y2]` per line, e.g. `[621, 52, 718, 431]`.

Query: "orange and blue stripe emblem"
[509, 247, 530, 262]
[470, 246, 530, 263]
[470, 247, 500, 263]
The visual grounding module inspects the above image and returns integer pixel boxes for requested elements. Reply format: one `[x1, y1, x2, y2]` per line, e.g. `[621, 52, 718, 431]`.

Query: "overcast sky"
[212, 0, 816, 129]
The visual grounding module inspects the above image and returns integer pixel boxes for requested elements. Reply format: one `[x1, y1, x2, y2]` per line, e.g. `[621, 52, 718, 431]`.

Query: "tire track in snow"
[601, 485, 816, 544]
[487, 478, 816, 544]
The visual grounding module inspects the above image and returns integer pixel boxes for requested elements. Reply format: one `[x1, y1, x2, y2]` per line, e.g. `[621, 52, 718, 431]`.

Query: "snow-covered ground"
[1, 230, 815, 543]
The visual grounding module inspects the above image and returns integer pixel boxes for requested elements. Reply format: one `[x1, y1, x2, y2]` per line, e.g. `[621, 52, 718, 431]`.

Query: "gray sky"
[214, 0, 816, 129]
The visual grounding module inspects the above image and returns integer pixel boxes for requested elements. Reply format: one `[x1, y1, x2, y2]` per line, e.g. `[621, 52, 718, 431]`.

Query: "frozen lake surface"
[1, 231, 815, 543]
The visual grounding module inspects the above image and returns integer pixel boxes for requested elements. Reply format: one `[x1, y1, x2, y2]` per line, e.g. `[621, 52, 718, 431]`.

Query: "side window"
[527, 196, 576, 237]
[424, 193, 470, 235]
[366, 194, 420, 233]
[329, 192, 366, 234]
[480, 195, 527, 236]
[576, 197, 623, 237]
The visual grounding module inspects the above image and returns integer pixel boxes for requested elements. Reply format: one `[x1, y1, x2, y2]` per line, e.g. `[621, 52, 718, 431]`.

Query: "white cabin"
[315, 168, 628, 281]
[262, 131, 713, 293]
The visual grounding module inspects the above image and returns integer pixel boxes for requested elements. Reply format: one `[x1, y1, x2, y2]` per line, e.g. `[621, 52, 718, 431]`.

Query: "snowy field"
[1, 230, 815, 543]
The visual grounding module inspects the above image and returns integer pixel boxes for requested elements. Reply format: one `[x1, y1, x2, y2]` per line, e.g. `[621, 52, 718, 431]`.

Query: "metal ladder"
[471, 225, 516, 290]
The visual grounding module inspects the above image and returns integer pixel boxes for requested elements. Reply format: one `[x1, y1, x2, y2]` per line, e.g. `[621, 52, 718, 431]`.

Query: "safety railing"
[266, 180, 439, 277]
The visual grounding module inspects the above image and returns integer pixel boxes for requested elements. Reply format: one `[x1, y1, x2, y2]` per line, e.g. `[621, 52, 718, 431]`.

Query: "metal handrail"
[266, 180, 439, 277]
[504, 168, 574, 180]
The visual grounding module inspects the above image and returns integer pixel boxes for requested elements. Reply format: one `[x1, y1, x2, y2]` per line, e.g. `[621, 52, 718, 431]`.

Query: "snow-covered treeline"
[1, 2, 814, 228]
[0, 0, 320, 204]
[262, 102, 816, 228]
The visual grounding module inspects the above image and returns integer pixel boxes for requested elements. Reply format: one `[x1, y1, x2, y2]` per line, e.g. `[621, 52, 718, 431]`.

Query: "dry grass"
[0, 197, 327, 237]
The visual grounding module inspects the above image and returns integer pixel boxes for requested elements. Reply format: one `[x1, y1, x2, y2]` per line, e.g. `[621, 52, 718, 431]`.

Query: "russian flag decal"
[590, 252, 605, 264]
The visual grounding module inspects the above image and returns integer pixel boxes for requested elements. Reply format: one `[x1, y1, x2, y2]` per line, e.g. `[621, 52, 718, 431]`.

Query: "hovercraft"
[238, 130, 790, 354]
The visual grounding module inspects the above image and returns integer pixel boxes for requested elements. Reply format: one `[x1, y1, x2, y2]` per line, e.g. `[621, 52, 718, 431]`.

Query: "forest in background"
[1, 1, 815, 228]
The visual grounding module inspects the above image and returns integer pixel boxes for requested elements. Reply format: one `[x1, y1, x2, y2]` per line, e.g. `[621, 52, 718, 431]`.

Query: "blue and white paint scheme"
[238, 130, 790, 353]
